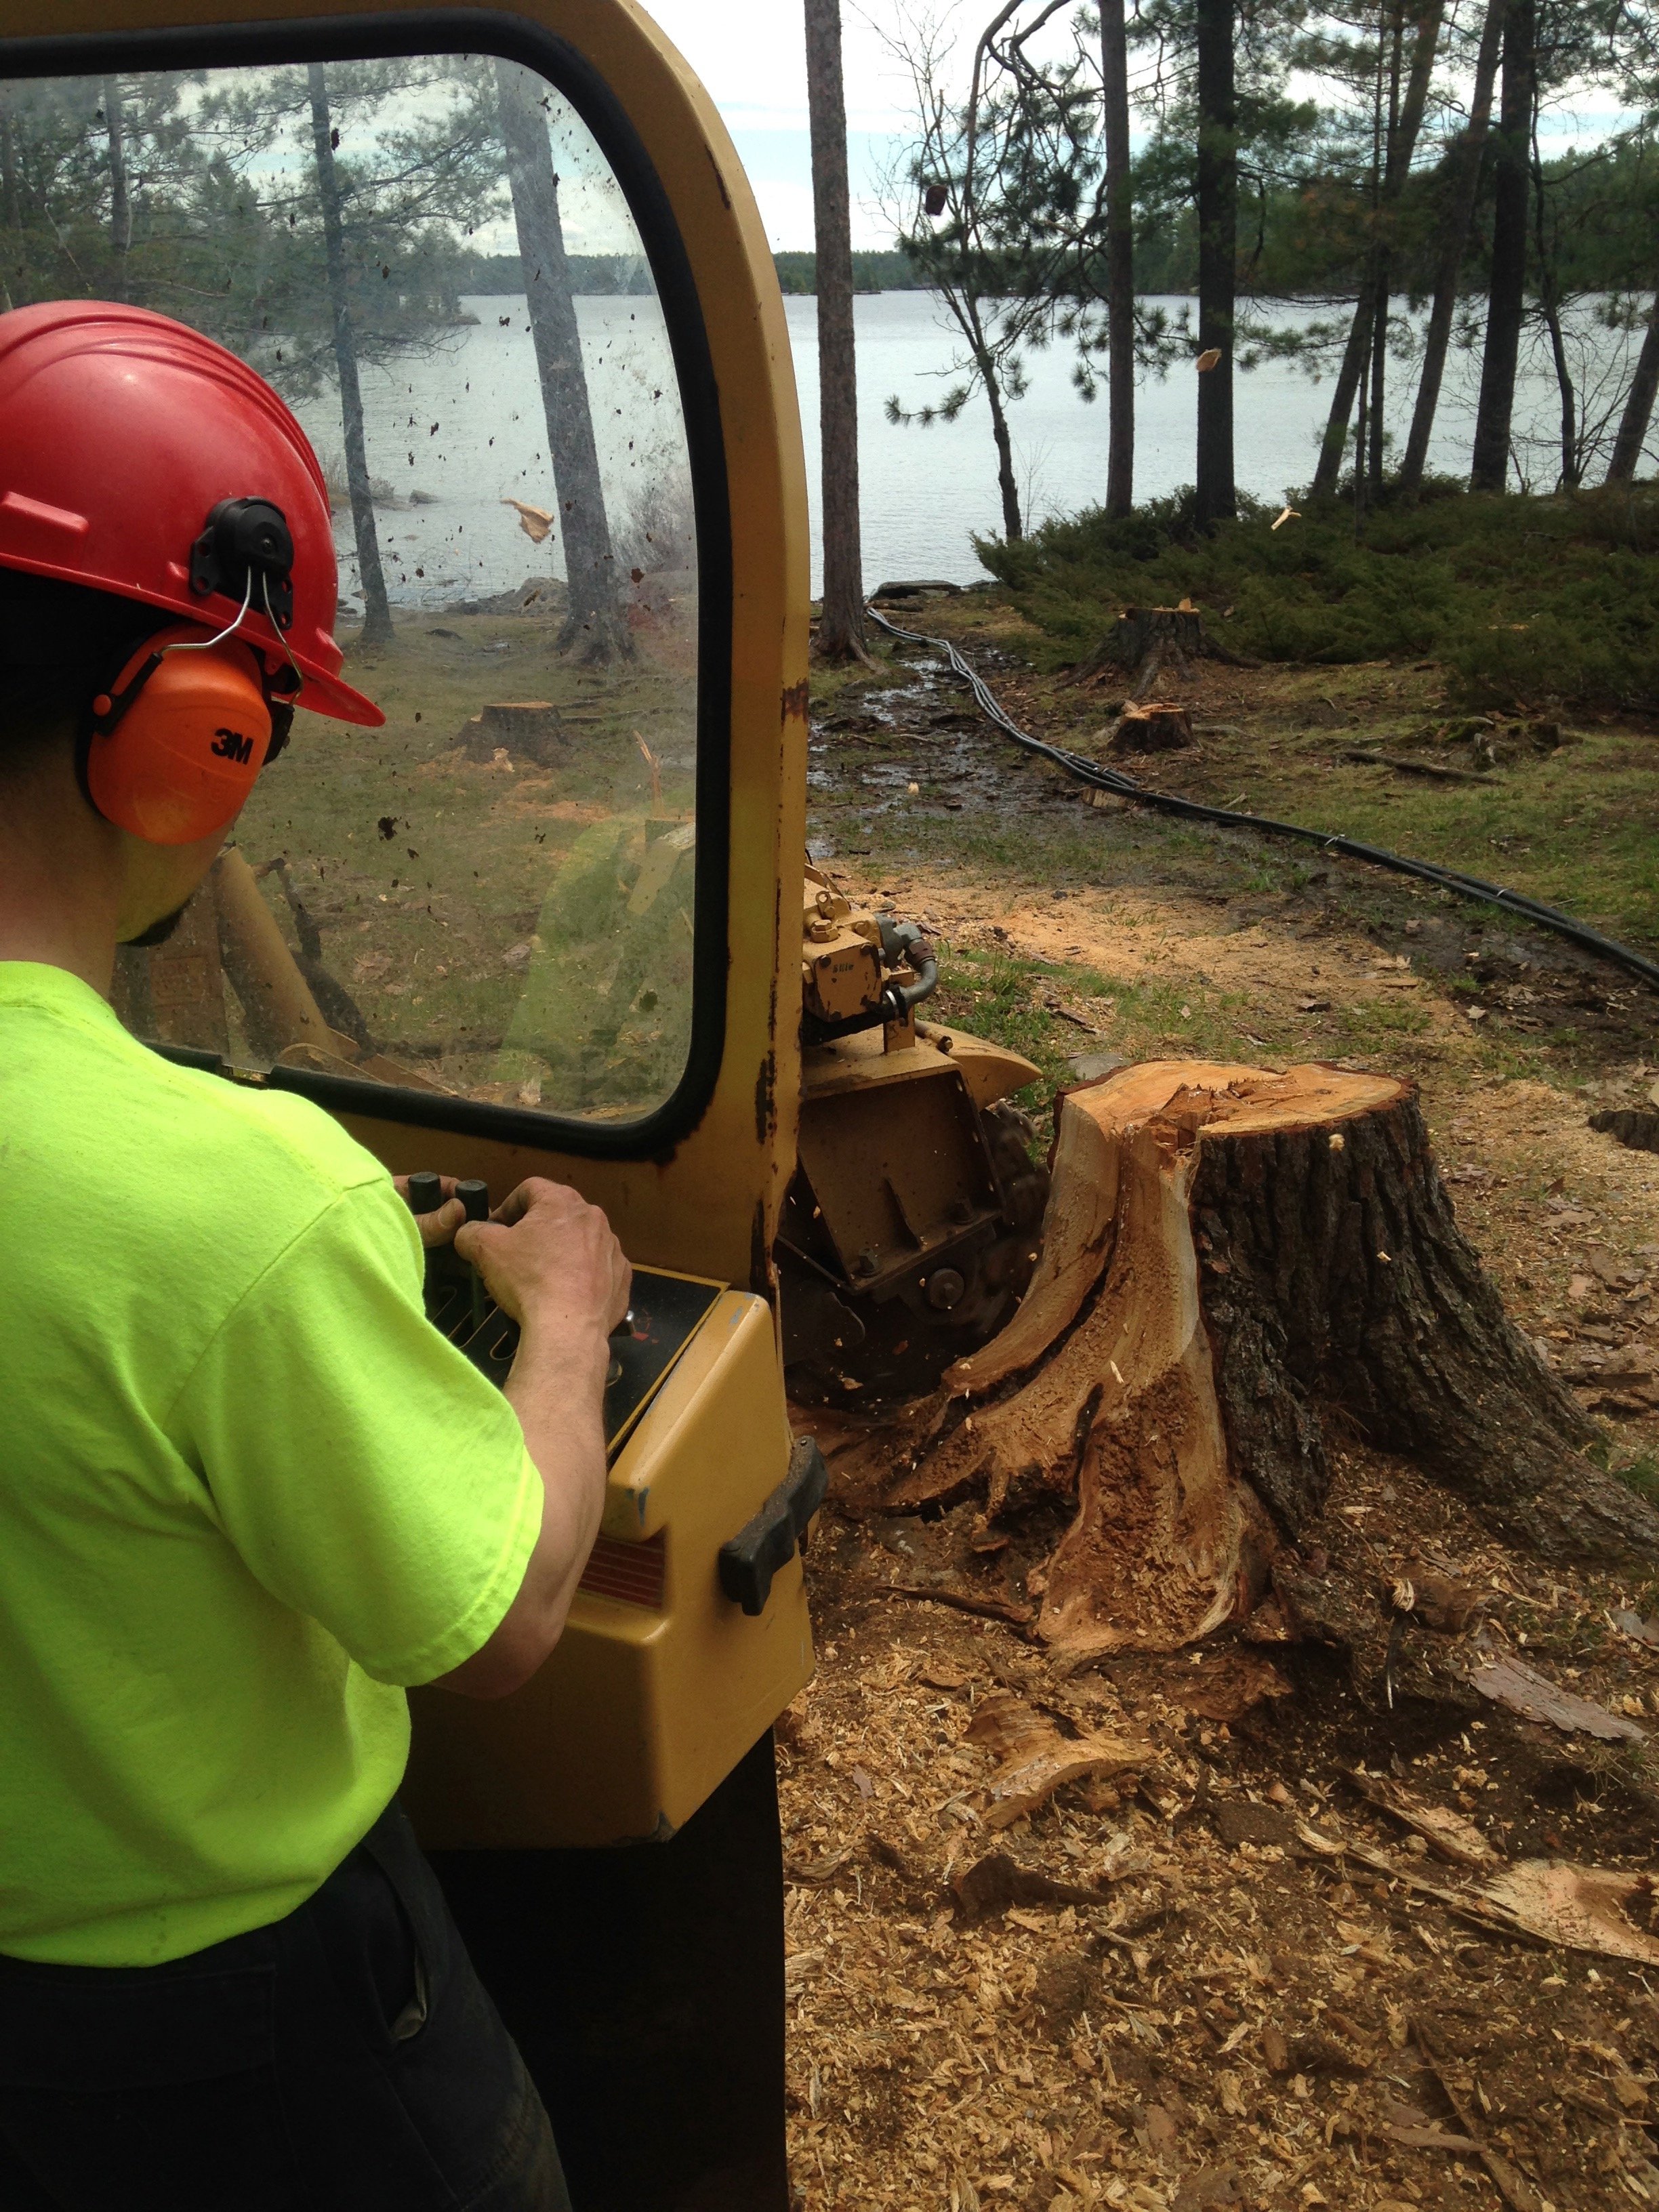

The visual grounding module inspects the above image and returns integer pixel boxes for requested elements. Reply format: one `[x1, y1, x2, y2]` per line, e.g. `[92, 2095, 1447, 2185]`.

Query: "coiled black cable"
[865, 604, 1659, 998]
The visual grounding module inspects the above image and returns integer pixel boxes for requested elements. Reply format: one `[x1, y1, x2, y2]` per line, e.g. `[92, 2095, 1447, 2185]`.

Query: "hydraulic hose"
[865, 605, 1659, 998]
[877, 915, 941, 1016]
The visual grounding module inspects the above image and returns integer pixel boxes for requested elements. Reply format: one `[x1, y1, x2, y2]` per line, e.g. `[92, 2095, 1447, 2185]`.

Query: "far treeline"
[859, 0, 1659, 543]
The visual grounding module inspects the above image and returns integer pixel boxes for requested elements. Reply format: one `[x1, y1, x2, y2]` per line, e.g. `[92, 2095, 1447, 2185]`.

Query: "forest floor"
[781, 590, 1659, 2212]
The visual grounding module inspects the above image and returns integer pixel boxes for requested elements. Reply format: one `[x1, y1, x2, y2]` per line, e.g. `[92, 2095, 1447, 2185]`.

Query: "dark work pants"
[0, 1801, 569, 2212]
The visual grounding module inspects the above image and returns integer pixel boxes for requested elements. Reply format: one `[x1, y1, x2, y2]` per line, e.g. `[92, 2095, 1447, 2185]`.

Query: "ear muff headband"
[86, 625, 276, 847]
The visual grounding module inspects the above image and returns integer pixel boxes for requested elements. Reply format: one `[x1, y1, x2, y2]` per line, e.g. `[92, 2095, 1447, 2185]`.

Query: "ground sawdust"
[789, 634, 1659, 2209]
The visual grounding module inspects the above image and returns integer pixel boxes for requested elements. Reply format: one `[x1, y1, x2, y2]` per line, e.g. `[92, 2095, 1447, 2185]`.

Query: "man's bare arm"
[430, 1178, 631, 1700]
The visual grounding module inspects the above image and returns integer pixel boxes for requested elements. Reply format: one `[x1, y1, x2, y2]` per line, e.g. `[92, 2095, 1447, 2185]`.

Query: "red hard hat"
[0, 301, 382, 727]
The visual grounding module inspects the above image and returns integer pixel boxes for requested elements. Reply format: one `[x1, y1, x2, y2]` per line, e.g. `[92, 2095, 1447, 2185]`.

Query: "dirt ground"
[781, 598, 1659, 2212]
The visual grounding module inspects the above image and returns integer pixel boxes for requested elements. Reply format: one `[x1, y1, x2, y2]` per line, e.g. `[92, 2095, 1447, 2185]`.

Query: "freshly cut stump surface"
[816, 1061, 1656, 1657]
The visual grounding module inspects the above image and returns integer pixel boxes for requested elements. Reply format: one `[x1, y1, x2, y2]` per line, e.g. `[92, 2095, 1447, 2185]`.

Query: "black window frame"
[0, 7, 732, 1164]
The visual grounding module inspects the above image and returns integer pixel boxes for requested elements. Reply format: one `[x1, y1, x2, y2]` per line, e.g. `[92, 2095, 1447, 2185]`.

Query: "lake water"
[301, 288, 1637, 611]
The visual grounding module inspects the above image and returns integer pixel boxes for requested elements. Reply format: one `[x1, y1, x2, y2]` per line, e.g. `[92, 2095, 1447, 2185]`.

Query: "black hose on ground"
[865, 605, 1659, 998]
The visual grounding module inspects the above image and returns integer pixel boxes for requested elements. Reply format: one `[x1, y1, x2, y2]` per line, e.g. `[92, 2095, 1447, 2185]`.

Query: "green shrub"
[979, 485, 1659, 708]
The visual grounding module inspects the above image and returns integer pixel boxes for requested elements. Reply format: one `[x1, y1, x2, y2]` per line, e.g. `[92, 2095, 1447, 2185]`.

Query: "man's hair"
[0, 571, 165, 777]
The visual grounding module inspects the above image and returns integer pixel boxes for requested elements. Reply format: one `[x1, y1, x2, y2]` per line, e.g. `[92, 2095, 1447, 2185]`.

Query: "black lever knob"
[453, 1180, 491, 1328]
[406, 1171, 443, 1216]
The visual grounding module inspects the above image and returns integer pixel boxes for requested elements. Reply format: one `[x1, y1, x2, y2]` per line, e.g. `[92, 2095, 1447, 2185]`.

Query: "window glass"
[1, 56, 699, 1121]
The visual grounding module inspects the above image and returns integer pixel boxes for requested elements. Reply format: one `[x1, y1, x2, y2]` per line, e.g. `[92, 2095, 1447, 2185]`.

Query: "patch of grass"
[980, 483, 1659, 713]
[1614, 1451, 1659, 1509]
[930, 943, 1310, 1138]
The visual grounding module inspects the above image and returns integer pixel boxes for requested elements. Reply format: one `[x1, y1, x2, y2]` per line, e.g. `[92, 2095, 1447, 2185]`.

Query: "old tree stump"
[820, 1062, 1658, 1656]
[1064, 602, 1253, 701]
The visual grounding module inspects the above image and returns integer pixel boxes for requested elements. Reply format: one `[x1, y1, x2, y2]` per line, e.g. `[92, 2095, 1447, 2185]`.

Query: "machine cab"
[0, 0, 815, 1848]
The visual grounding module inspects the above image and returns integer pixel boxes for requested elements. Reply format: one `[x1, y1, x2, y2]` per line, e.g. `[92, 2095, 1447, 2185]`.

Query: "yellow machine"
[0, 1, 1042, 2198]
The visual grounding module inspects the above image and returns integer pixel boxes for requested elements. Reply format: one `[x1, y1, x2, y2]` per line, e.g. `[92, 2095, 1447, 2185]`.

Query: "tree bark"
[307, 66, 394, 651]
[493, 58, 631, 665]
[1606, 286, 1659, 483]
[983, 354, 1023, 541]
[1531, 133, 1577, 487]
[102, 76, 131, 301]
[818, 1062, 1658, 1654]
[804, 0, 872, 663]
[1399, 0, 1509, 497]
[1099, 0, 1135, 518]
[1193, 0, 1236, 525]
[1310, 0, 1445, 499]
[1469, 0, 1535, 494]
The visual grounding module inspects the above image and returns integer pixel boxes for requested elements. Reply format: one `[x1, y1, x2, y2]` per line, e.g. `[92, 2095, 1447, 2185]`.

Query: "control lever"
[454, 1180, 490, 1329]
[407, 1170, 444, 1217]
[717, 1437, 828, 1618]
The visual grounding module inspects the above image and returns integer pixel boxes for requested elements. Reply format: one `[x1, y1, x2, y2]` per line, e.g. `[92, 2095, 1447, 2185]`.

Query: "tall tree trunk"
[804, 0, 871, 663]
[1193, 0, 1236, 525]
[1369, 266, 1388, 493]
[1399, 0, 1508, 497]
[1607, 288, 1659, 483]
[984, 361, 1023, 540]
[1469, 0, 1534, 493]
[1100, 0, 1135, 518]
[307, 65, 394, 651]
[1311, 0, 1444, 497]
[103, 77, 131, 302]
[1532, 136, 1576, 487]
[493, 59, 630, 664]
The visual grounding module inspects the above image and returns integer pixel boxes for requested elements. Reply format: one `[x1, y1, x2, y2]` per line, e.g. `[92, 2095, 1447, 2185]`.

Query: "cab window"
[0, 53, 705, 1128]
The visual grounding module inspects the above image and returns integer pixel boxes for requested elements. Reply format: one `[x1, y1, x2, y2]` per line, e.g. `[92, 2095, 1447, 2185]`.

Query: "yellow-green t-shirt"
[0, 961, 541, 1967]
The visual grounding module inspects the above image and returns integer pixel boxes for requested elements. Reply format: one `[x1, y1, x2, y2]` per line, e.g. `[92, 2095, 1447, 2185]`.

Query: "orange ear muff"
[86, 626, 274, 847]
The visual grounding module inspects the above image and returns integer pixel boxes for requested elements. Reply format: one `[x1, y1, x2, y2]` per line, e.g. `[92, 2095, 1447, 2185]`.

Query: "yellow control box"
[402, 1286, 815, 1849]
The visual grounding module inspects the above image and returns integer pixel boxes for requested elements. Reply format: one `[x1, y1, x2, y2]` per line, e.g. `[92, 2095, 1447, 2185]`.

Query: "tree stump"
[1063, 602, 1254, 699]
[459, 701, 567, 766]
[1107, 701, 1193, 753]
[815, 1061, 1657, 1657]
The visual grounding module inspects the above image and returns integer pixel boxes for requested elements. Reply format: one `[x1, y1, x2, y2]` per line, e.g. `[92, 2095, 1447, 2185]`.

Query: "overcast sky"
[640, 0, 1634, 254]
[642, 0, 923, 251]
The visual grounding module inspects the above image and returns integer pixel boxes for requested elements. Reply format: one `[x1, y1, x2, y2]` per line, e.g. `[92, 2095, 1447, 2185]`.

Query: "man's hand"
[453, 1176, 631, 1338]
[390, 1172, 465, 1250]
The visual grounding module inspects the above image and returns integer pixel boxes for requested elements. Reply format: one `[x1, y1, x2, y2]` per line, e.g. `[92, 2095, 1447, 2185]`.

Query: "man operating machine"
[0, 8, 825, 2207]
[0, 298, 640, 2207]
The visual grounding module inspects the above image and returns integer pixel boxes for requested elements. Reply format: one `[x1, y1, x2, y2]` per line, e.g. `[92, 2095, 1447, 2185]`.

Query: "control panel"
[398, 1174, 823, 1851]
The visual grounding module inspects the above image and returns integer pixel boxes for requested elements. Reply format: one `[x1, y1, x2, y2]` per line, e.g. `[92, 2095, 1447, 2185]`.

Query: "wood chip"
[964, 1694, 1153, 1828]
[1471, 1646, 1648, 1741]
[1346, 1767, 1501, 1868]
